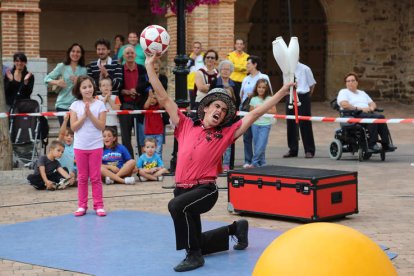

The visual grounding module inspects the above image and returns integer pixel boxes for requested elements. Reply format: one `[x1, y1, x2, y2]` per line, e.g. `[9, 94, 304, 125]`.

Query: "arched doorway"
[247, 0, 327, 101]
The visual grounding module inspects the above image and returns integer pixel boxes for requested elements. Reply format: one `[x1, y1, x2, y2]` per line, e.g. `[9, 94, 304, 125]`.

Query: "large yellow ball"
[253, 223, 397, 276]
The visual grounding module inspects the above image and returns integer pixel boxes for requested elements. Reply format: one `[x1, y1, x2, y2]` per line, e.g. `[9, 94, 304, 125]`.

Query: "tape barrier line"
[1, 109, 414, 124]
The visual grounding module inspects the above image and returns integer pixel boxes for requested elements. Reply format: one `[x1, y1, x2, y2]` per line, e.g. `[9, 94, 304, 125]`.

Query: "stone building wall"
[352, 1, 414, 103]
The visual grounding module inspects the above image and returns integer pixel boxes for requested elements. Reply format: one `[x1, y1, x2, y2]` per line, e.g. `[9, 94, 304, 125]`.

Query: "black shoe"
[383, 144, 397, 151]
[305, 152, 314, 158]
[173, 249, 204, 272]
[233, 219, 249, 250]
[283, 151, 298, 158]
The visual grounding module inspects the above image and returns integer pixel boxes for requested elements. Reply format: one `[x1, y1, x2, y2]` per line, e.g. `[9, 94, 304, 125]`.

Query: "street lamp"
[169, 0, 189, 173]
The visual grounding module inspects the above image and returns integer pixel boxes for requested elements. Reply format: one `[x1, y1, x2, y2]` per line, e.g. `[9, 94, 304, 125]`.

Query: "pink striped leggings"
[74, 148, 104, 210]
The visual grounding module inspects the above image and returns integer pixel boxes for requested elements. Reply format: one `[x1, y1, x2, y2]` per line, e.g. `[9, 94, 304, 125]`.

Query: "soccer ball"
[140, 25, 170, 55]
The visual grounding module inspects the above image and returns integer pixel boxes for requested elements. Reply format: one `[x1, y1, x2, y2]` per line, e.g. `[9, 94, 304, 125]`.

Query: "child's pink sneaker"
[74, 208, 87, 217]
[96, 209, 107, 217]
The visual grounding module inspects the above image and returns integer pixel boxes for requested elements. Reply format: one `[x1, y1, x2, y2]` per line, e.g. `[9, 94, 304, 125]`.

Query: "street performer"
[145, 53, 293, 272]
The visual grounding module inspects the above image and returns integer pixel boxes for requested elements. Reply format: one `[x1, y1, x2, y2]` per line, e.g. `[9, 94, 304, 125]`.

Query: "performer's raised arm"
[145, 54, 180, 126]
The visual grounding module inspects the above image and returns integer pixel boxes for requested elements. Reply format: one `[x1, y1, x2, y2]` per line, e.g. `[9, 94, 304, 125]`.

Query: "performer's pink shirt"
[174, 111, 241, 184]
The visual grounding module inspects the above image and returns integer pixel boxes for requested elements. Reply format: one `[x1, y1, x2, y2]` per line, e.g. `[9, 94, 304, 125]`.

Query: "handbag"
[241, 96, 251, 112]
[49, 64, 64, 93]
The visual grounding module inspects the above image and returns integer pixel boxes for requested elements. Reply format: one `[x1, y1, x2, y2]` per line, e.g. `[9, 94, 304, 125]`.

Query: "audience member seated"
[27, 140, 75, 190]
[101, 127, 136, 185]
[4, 52, 34, 111]
[57, 113, 77, 180]
[137, 138, 168, 182]
[337, 72, 396, 151]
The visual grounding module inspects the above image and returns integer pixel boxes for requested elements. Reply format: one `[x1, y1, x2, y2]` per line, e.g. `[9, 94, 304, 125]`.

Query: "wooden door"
[247, 0, 326, 101]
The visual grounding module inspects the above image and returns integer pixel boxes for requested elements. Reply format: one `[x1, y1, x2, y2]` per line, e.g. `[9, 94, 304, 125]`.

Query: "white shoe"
[105, 176, 114, 185]
[139, 176, 148, 182]
[124, 176, 135, 184]
[157, 176, 164, 181]
[57, 178, 71, 190]
[243, 163, 251, 169]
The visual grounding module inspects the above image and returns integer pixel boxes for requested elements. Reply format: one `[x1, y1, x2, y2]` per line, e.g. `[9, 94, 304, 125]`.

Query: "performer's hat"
[197, 88, 237, 126]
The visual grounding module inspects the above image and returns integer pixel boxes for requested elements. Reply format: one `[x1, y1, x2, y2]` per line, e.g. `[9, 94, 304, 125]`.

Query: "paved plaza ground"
[0, 101, 413, 275]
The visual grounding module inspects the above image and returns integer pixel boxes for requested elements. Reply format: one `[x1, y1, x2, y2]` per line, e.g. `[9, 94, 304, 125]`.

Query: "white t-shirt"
[337, 88, 373, 109]
[96, 95, 120, 127]
[295, 62, 316, 94]
[70, 100, 107, 150]
[240, 72, 272, 104]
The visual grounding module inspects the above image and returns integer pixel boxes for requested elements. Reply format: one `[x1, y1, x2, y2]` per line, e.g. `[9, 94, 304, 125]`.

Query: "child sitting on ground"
[27, 140, 75, 190]
[101, 127, 136, 184]
[137, 137, 168, 181]
[96, 77, 121, 128]
[57, 113, 77, 180]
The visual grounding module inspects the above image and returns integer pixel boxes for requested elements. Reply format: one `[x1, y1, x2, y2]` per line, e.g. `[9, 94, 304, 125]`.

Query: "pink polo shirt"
[174, 110, 242, 184]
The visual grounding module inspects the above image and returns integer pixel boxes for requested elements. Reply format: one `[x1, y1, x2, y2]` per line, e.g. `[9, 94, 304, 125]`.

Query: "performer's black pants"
[168, 183, 229, 255]
[286, 93, 315, 155]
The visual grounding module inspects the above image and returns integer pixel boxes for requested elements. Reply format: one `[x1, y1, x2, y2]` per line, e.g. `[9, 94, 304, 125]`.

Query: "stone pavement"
[0, 101, 413, 275]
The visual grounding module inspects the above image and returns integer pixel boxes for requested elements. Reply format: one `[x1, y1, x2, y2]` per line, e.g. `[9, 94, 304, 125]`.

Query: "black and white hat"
[197, 88, 237, 126]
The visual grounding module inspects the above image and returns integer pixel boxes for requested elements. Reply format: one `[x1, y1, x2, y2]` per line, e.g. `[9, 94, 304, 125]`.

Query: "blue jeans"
[223, 146, 231, 166]
[251, 124, 271, 167]
[145, 134, 163, 159]
[135, 122, 145, 148]
[243, 127, 253, 165]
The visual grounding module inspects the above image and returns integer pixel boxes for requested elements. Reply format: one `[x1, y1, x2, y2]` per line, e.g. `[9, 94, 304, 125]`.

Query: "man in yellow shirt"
[227, 38, 249, 107]
[187, 42, 204, 109]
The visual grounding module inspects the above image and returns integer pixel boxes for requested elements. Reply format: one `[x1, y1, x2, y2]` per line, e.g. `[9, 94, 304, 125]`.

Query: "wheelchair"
[328, 99, 396, 161]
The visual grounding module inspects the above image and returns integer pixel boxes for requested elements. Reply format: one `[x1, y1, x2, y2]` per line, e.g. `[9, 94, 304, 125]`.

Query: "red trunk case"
[227, 165, 358, 222]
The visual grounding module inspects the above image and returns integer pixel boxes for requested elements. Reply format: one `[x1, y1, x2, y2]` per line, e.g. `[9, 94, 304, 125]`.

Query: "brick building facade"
[2, 0, 414, 108]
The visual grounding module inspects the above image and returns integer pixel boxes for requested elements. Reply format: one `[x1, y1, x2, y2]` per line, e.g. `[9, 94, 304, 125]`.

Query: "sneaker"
[233, 219, 249, 250]
[124, 176, 135, 185]
[74, 207, 87, 217]
[173, 249, 205, 272]
[157, 176, 164, 181]
[46, 182, 57, 191]
[96, 209, 106, 217]
[105, 176, 114, 185]
[243, 163, 251, 169]
[139, 176, 148, 182]
[57, 178, 71, 190]
[369, 144, 381, 151]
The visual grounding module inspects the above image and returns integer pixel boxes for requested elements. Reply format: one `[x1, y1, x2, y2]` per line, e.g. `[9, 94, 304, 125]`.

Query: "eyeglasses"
[346, 79, 356, 83]
[205, 56, 216, 60]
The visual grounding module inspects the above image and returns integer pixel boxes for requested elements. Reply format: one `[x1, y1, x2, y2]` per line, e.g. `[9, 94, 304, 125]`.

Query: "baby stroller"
[328, 99, 396, 161]
[9, 95, 49, 168]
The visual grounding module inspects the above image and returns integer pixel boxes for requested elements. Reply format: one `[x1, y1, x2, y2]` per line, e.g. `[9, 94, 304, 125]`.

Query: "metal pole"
[287, 0, 293, 37]
[169, 0, 189, 174]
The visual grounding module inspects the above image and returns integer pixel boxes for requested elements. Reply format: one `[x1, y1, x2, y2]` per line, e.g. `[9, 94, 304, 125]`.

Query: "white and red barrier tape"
[1, 109, 414, 124]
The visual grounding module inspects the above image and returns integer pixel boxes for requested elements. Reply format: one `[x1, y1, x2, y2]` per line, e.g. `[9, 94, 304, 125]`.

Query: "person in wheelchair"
[337, 72, 396, 152]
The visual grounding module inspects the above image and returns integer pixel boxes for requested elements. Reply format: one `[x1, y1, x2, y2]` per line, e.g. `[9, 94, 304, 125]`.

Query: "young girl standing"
[70, 75, 107, 217]
[249, 79, 276, 168]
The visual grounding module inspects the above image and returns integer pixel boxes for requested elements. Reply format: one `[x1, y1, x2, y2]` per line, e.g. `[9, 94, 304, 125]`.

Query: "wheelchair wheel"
[329, 139, 343, 160]
[363, 152, 372, 160]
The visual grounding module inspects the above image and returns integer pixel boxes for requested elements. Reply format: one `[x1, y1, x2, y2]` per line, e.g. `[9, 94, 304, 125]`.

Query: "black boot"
[173, 249, 204, 272]
[233, 219, 249, 250]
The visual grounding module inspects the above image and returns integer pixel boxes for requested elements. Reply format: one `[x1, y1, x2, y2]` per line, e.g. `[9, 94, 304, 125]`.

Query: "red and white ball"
[140, 25, 170, 55]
